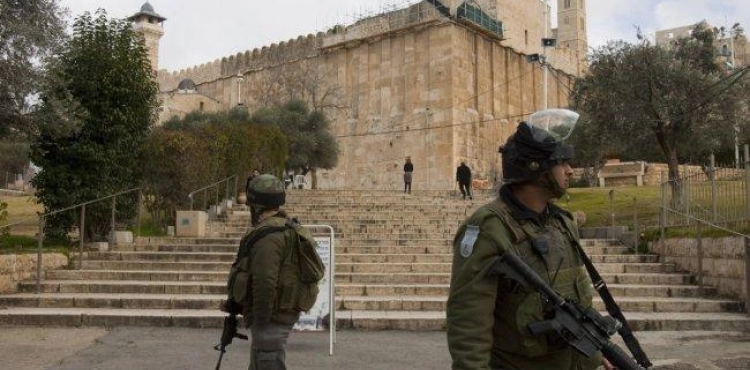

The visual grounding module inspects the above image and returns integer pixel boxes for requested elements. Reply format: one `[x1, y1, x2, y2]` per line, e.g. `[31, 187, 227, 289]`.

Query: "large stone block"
[175, 211, 208, 237]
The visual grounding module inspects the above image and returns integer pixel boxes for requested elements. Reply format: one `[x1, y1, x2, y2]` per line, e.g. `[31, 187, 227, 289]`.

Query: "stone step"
[226, 213, 470, 221]
[337, 239, 454, 246]
[2, 299, 743, 330]
[211, 224, 459, 234]
[336, 254, 453, 264]
[218, 219, 460, 227]
[80, 261, 231, 272]
[335, 295, 744, 313]
[9, 293, 735, 314]
[88, 251, 236, 263]
[46, 270, 228, 282]
[0, 307, 225, 327]
[334, 311, 750, 331]
[137, 237, 241, 245]
[334, 274, 713, 297]
[19, 280, 226, 294]
[337, 263, 451, 274]
[0, 293, 223, 310]
[118, 244, 239, 253]
[335, 245, 633, 255]
[219, 232, 457, 240]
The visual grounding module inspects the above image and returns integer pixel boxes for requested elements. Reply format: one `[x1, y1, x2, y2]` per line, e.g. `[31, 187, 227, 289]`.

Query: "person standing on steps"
[403, 156, 414, 194]
[447, 109, 616, 370]
[456, 161, 473, 200]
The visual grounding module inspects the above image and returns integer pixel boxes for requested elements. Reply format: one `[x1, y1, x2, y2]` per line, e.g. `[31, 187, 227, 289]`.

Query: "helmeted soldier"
[223, 174, 313, 370]
[446, 109, 614, 370]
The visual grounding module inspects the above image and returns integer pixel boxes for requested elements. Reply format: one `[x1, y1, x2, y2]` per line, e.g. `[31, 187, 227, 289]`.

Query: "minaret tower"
[127, 2, 166, 73]
[556, 0, 587, 73]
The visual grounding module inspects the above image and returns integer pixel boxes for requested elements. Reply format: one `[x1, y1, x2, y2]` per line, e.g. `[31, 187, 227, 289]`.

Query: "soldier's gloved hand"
[219, 299, 242, 314]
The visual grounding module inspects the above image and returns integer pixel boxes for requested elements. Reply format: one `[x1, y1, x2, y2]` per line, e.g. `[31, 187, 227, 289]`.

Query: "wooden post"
[36, 216, 45, 294]
[136, 190, 143, 237]
[633, 197, 639, 255]
[110, 196, 116, 249]
[79, 205, 86, 270]
[744, 145, 750, 219]
[697, 222, 704, 295]
[710, 154, 717, 223]
[660, 171, 666, 249]
[745, 237, 750, 317]
[609, 189, 615, 240]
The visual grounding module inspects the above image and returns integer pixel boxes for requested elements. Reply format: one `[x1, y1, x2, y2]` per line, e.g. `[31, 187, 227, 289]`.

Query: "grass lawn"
[559, 186, 663, 228]
[1, 195, 42, 235]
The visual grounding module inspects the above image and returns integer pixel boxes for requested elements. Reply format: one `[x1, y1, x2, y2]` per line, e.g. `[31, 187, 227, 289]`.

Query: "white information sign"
[294, 236, 331, 331]
[293, 225, 336, 355]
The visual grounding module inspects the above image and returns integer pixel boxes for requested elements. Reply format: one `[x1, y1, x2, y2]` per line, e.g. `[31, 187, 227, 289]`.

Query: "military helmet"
[500, 109, 578, 184]
[246, 174, 286, 207]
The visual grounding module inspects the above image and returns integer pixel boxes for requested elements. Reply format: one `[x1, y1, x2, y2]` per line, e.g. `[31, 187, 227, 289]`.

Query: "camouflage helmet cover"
[247, 174, 286, 207]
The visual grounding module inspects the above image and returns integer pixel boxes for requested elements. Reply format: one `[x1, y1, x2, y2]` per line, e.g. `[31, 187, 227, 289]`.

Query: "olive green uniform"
[447, 186, 601, 370]
[231, 211, 302, 370]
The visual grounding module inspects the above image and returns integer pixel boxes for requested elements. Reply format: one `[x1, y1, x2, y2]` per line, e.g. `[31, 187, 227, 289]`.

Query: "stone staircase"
[0, 190, 748, 331]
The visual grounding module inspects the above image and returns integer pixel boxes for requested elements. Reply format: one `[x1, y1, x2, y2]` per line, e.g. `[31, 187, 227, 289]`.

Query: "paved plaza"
[1, 326, 749, 370]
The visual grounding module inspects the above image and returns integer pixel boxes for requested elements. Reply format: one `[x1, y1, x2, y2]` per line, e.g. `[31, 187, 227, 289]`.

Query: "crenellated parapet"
[157, 58, 223, 92]
[157, 33, 325, 92]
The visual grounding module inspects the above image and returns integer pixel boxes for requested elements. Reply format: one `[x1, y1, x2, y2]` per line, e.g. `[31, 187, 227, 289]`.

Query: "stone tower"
[127, 2, 166, 72]
[555, 0, 587, 68]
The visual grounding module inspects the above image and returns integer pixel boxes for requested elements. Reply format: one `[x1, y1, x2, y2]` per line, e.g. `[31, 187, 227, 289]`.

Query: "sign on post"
[294, 225, 336, 355]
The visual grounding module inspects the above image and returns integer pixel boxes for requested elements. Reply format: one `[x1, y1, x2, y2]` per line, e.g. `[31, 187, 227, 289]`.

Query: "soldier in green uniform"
[447, 109, 614, 370]
[222, 174, 309, 370]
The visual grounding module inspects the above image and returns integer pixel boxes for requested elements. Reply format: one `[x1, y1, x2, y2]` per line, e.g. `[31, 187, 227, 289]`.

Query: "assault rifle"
[213, 313, 248, 370]
[490, 251, 649, 370]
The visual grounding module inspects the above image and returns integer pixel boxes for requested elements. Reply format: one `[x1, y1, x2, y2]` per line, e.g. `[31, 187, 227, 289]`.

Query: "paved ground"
[1, 326, 749, 370]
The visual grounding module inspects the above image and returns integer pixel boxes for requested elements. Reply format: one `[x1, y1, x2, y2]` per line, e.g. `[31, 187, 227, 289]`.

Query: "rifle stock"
[492, 252, 648, 370]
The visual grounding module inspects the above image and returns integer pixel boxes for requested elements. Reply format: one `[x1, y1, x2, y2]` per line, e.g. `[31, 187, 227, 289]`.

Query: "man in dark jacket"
[456, 162, 472, 200]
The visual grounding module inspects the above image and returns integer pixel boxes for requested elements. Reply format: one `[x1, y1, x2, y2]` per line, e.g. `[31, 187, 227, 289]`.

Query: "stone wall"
[155, 3, 579, 190]
[157, 92, 222, 123]
[653, 237, 747, 299]
[0, 253, 68, 294]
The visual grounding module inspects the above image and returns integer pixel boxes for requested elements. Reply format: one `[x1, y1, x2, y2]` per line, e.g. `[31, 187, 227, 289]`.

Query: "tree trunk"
[311, 168, 318, 189]
[666, 147, 684, 210]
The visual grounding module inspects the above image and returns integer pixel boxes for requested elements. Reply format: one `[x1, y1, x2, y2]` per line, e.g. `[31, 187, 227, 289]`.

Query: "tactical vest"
[226, 217, 321, 322]
[483, 199, 594, 358]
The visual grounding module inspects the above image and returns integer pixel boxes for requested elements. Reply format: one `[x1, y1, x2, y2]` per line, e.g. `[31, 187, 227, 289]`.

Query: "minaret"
[127, 2, 166, 72]
[556, 0, 587, 73]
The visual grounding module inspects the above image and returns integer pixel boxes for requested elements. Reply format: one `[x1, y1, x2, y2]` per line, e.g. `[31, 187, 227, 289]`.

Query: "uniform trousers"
[249, 321, 295, 370]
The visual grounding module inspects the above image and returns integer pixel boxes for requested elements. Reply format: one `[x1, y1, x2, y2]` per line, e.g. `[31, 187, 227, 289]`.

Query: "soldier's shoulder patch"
[459, 225, 480, 258]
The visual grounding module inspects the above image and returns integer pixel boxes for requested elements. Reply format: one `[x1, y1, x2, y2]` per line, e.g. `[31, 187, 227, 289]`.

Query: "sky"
[57, 0, 750, 72]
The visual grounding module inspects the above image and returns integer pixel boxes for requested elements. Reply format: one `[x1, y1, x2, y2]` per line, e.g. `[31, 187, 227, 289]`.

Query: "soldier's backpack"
[227, 220, 325, 314]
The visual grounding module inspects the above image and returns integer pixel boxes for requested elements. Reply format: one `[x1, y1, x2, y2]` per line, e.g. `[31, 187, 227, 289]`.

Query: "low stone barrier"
[652, 237, 746, 299]
[0, 253, 68, 294]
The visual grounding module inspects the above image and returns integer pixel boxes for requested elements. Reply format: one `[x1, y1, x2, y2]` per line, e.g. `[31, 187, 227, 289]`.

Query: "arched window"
[564, 0, 571, 9]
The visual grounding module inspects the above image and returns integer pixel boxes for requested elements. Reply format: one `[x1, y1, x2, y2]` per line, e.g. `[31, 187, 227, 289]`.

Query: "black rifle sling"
[571, 240, 653, 368]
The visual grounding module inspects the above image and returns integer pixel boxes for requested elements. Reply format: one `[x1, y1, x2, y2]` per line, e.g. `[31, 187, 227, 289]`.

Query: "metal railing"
[655, 146, 750, 316]
[188, 175, 238, 213]
[0, 188, 143, 293]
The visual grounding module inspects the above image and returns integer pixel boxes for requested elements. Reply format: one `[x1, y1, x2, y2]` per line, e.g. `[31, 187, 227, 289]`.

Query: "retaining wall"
[652, 237, 747, 299]
[0, 253, 68, 294]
